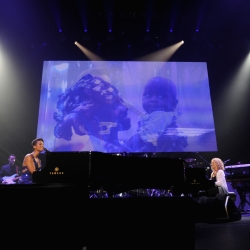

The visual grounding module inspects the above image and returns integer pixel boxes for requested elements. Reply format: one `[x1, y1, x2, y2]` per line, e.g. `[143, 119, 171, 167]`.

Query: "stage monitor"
[37, 61, 217, 153]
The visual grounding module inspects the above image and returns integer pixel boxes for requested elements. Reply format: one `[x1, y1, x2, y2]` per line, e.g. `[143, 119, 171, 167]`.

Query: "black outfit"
[0, 164, 21, 183]
[206, 176, 219, 197]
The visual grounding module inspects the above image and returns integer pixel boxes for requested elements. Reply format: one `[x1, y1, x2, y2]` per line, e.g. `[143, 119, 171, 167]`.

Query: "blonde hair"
[211, 158, 225, 171]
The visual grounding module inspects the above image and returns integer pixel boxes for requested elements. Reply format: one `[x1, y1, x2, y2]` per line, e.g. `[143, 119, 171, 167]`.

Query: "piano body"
[30, 152, 240, 246]
[33, 151, 215, 197]
[225, 164, 250, 210]
[184, 167, 215, 197]
[33, 151, 186, 196]
[7, 151, 199, 250]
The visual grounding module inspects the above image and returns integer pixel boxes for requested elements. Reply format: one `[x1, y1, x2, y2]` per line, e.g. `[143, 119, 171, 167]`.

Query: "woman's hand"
[22, 168, 28, 173]
[211, 171, 216, 178]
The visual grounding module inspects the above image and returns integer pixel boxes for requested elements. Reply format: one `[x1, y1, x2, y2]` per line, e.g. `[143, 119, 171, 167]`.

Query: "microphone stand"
[195, 152, 210, 168]
[195, 152, 211, 178]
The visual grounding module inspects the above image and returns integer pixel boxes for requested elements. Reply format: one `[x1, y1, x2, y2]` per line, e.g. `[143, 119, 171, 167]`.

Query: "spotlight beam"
[75, 41, 104, 61]
[135, 41, 184, 61]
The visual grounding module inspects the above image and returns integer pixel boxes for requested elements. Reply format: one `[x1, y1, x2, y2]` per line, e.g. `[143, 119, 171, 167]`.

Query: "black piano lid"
[33, 151, 186, 188]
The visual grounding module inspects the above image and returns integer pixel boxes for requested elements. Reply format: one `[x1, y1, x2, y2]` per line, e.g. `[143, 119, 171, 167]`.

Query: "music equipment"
[225, 164, 250, 169]
[32, 151, 216, 198]
[31, 152, 197, 248]
[184, 158, 196, 163]
[33, 151, 187, 196]
[225, 164, 250, 181]
[225, 163, 250, 211]
[2, 174, 21, 184]
[184, 168, 215, 197]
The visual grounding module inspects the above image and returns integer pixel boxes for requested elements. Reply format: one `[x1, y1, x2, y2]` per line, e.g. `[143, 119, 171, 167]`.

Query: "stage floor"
[195, 213, 250, 250]
[1, 183, 249, 250]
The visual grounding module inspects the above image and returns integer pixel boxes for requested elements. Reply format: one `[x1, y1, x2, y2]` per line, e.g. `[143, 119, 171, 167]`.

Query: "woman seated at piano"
[18, 138, 44, 184]
[207, 157, 229, 196]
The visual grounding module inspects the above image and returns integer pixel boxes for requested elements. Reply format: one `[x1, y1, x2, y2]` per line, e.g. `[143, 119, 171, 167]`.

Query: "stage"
[195, 214, 250, 250]
[1, 184, 195, 250]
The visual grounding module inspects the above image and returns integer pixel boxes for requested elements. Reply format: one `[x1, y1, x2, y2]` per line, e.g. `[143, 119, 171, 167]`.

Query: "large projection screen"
[37, 61, 217, 153]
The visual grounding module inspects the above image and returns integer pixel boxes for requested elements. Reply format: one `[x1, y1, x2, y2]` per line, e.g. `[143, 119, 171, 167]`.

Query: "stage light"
[75, 42, 104, 61]
[136, 40, 184, 61]
[215, 51, 250, 137]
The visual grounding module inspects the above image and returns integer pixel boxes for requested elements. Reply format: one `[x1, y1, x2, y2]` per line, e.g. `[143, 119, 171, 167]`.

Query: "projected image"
[37, 61, 217, 153]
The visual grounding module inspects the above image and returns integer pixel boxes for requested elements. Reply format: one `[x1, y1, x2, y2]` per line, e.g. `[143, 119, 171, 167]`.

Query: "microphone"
[224, 159, 230, 163]
[43, 147, 51, 154]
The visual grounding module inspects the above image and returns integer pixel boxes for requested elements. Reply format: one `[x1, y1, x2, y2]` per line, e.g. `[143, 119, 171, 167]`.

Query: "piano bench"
[227, 192, 236, 202]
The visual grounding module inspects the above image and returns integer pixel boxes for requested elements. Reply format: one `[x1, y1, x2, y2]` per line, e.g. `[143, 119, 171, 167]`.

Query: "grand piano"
[33, 151, 214, 197]
[0, 150, 199, 250]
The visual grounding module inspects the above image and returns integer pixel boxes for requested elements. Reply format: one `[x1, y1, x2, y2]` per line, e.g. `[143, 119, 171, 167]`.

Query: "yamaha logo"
[49, 167, 64, 175]
[190, 179, 200, 185]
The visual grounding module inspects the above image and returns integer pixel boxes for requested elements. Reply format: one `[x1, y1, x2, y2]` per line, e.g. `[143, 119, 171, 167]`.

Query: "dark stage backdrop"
[1, 0, 250, 170]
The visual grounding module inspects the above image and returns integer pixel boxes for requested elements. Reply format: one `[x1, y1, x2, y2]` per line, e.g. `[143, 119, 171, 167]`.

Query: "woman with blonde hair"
[209, 157, 229, 196]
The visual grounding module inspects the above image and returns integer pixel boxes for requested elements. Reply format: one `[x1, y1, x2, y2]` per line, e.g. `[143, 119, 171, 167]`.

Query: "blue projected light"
[37, 61, 217, 153]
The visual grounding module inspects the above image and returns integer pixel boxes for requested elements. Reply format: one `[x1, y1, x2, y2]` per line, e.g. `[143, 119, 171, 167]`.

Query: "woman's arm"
[215, 170, 225, 186]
